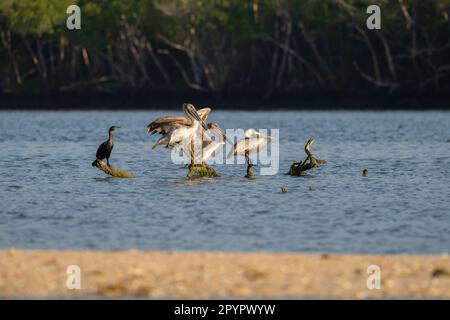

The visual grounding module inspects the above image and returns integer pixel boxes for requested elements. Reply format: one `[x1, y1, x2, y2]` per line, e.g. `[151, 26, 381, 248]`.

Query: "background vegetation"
[1, 0, 450, 102]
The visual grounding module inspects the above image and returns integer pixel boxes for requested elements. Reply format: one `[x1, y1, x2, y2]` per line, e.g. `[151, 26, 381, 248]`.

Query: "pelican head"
[208, 122, 232, 144]
[244, 128, 272, 140]
[244, 128, 258, 138]
[183, 103, 208, 130]
[207, 122, 220, 130]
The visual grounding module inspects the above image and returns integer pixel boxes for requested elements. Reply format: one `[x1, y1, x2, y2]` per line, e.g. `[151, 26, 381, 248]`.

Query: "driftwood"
[288, 138, 327, 176]
[92, 159, 135, 178]
[187, 164, 221, 179]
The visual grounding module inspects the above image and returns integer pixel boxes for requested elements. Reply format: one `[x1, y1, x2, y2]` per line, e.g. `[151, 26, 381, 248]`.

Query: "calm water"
[0, 111, 449, 253]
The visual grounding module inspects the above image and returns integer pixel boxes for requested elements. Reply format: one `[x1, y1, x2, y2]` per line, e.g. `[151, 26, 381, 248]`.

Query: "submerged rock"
[187, 164, 221, 179]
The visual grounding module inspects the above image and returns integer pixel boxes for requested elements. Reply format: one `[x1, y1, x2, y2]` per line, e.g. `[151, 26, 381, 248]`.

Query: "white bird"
[228, 128, 272, 177]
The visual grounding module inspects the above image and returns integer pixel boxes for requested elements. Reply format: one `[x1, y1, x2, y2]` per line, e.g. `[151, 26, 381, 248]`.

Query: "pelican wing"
[151, 134, 170, 149]
[197, 107, 212, 122]
[228, 139, 245, 158]
[199, 127, 225, 162]
[147, 116, 191, 134]
[200, 140, 225, 163]
[147, 107, 211, 134]
[148, 107, 214, 154]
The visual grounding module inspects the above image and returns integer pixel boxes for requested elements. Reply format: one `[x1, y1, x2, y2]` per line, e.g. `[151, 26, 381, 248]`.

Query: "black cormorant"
[92, 126, 120, 167]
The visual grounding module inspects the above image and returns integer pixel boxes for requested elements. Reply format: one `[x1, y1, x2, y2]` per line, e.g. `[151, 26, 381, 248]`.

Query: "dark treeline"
[1, 0, 450, 108]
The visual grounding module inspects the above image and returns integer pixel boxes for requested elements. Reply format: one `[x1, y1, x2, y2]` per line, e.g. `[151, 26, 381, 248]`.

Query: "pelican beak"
[184, 103, 209, 131]
[193, 111, 209, 131]
[256, 132, 272, 140]
[202, 121, 209, 131]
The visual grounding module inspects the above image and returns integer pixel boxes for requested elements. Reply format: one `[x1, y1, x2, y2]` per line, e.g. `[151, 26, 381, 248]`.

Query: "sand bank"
[0, 249, 448, 298]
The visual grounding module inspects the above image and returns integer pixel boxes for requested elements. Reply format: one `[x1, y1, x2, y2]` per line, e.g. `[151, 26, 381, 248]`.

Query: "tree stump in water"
[288, 138, 327, 176]
[187, 164, 221, 179]
[92, 159, 135, 178]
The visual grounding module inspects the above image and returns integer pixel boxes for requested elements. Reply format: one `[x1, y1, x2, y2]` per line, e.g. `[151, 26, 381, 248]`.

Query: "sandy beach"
[0, 249, 449, 299]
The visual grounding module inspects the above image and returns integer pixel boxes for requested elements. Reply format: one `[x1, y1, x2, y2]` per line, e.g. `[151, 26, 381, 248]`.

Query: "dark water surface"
[0, 111, 449, 253]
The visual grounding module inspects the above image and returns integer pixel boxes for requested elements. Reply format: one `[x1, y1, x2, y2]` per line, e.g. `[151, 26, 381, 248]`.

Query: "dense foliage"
[1, 0, 450, 97]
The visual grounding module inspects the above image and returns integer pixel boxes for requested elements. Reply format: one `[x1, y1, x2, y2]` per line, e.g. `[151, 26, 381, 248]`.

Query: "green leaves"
[0, 0, 76, 35]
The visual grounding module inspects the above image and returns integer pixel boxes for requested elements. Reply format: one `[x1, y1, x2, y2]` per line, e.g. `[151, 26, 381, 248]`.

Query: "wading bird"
[92, 125, 120, 167]
[228, 128, 272, 178]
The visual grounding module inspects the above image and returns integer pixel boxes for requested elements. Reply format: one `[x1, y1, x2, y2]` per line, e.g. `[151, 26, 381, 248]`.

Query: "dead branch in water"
[92, 159, 135, 178]
[287, 138, 327, 176]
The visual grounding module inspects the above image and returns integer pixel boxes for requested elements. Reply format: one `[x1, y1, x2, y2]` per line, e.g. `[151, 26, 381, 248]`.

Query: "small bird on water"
[92, 126, 120, 167]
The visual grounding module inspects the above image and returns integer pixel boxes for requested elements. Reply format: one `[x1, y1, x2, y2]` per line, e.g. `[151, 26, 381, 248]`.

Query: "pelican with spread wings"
[147, 104, 229, 166]
[147, 104, 210, 150]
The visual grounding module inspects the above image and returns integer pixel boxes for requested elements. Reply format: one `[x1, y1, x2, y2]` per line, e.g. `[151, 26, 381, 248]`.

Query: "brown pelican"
[147, 104, 210, 150]
[92, 125, 120, 167]
[228, 128, 272, 177]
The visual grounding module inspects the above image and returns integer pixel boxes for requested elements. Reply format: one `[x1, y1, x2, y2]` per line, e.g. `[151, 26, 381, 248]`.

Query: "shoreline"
[1, 93, 450, 110]
[0, 249, 449, 299]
